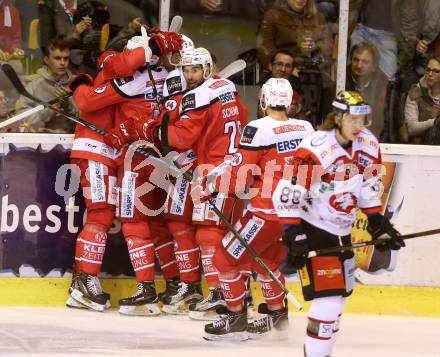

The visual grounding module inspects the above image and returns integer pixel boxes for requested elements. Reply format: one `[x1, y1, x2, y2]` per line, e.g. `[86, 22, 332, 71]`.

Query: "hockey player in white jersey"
[272, 91, 405, 356]
[200, 78, 314, 341]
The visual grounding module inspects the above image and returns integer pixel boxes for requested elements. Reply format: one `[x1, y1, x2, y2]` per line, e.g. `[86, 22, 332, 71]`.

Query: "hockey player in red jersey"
[110, 47, 249, 316]
[199, 78, 314, 341]
[272, 91, 405, 355]
[68, 28, 183, 314]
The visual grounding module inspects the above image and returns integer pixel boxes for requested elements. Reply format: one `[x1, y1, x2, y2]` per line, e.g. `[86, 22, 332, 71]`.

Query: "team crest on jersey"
[231, 152, 243, 166]
[166, 76, 183, 95]
[165, 99, 178, 111]
[329, 193, 358, 214]
[94, 86, 107, 94]
[94, 232, 106, 244]
[182, 93, 196, 111]
[241, 126, 258, 144]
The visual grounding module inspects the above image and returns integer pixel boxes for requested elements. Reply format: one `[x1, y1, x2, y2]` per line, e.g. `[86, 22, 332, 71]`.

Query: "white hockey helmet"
[180, 34, 195, 55]
[259, 78, 293, 111]
[125, 31, 159, 65]
[180, 47, 213, 78]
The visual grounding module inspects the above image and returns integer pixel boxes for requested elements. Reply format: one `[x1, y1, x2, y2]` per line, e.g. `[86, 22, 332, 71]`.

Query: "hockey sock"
[154, 238, 179, 280]
[196, 226, 225, 289]
[259, 271, 286, 306]
[123, 222, 155, 282]
[75, 224, 108, 275]
[201, 250, 220, 288]
[304, 296, 346, 356]
[151, 219, 179, 280]
[169, 221, 200, 283]
[219, 273, 245, 309]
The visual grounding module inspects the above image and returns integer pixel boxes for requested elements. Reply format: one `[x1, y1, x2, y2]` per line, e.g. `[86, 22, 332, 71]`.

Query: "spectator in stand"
[0, 0, 24, 72]
[19, 38, 76, 133]
[398, 1, 440, 92]
[258, 50, 307, 119]
[349, 0, 417, 82]
[38, 0, 92, 51]
[257, 0, 332, 74]
[404, 56, 440, 144]
[346, 42, 388, 138]
[257, 0, 333, 126]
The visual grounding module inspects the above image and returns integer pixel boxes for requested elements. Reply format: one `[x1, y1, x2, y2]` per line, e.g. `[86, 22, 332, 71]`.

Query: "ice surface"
[0, 307, 439, 357]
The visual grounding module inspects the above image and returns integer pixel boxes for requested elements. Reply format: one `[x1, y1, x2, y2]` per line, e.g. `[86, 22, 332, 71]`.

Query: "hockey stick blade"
[218, 59, 246, 79]
[307, 228, 440, 258]
[168, 15, 183, 33]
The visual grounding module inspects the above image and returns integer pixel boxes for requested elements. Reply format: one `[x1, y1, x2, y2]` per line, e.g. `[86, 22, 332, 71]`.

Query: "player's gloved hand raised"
[151, 32, 183, 54]
[103, 121, 137, 150]
[282, 224, 309, 269]
[367, 214, 405, 251]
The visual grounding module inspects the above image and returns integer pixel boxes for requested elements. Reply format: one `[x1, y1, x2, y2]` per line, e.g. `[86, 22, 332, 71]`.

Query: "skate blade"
[119, 303, 161, 316]
[161, 303, 188, 315]
[70, 289, 105, 312]
[247, 324, 290, 340]
[67, 297, 111, 310]
[188, 310, 222, 321]
[203, 331, 249, 342]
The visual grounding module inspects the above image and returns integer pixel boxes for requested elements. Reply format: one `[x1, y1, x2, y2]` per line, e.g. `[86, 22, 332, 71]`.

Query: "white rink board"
[0, 307, 439, 357]
[1, 135, 440, 287]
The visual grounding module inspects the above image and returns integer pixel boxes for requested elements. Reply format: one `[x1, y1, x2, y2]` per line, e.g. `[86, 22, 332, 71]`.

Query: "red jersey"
[167, 77, 248, 171]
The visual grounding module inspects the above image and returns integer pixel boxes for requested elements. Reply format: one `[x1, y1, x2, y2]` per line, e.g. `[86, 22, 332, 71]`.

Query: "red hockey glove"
[68, 73, 94, 92]
[132, 117, 161, 143]
[151, 32, 183, 54]
[103, 121, 137, 150]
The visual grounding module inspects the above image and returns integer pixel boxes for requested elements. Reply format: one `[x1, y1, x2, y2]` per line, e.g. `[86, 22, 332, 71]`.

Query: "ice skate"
[69, 272, 108, 312]
[66, 276, 111, 310]
[161, 281, 203, 315]
[118, 281, 161, 316]
[246, 302, 289, 339]
[188, 287, 226, 321]
[204, 309, 248, 341]
[158, 278, 180, 305]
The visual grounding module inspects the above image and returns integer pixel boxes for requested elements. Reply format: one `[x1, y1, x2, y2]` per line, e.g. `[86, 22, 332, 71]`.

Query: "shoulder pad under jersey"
[112, 67, 168, 99]
[354, 128, 380, 159]
[180, 77, 237, 113]
[163, 68, 187, 98]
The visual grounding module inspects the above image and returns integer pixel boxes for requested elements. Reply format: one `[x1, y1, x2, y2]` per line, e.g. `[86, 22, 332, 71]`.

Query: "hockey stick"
[218, 59, 247, 79]
[0, 93, 72, 129]
[168, 15, 183, 33]
[1, 63, 162, 162]
[3, 63, 303, 310]
[161, 112, 303, 311]
[307, 228, 440, 258]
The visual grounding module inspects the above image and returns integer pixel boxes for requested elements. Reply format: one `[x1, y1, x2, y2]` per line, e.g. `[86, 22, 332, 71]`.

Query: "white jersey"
[111, 66, 168, 101]
[273, 128, 383, 236]
[162, 67, 187, 99]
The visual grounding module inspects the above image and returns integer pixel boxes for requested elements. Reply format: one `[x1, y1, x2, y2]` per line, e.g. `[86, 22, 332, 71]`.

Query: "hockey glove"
[151, 32, 183, 54]
[103, 121, 137, 150]
[132, 117, 161, 143]
[367, 214, 405, 251]
[282, 224, 309, 269]
[68, 73, 94, 92]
